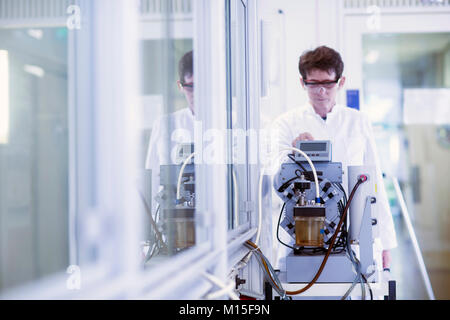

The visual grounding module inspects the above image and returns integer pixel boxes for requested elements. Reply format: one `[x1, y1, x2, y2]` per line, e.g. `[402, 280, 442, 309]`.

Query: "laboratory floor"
[390, 215, 450, 300]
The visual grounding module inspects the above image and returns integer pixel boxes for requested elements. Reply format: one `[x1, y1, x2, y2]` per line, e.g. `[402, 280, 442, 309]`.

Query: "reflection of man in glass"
[145, 50, 195, 212]
[177, 51, 195, 116]
[272, 46, 397, 273]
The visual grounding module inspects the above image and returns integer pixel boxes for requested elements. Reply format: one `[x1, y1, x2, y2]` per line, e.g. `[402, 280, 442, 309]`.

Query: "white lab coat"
[270, 102, 398, 257]
[145, 107, 195, 212]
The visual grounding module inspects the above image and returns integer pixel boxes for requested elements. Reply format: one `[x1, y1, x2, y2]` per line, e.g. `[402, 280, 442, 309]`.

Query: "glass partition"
[0, 27, 69, 291]
[226, 0, 251, 230]
[139, 1, 201, 265]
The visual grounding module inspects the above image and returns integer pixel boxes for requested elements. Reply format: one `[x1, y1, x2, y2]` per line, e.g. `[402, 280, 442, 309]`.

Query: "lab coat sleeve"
[267, 115, 295, 269]
[271, 116, 294, 149]
[362, 114, 398, 250]
[145, 117, 160, 170]
[266, 115, 295, 175]
[145, 116, 165, 213]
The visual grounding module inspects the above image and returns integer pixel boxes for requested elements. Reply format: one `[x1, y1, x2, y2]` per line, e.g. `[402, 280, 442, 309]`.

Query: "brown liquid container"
[294, 216, 325, 247]
[293, 206, 326, 247]
[173, 217, 195, 249]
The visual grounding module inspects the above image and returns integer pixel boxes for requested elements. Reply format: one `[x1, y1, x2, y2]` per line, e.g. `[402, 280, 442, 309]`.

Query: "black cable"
[244, 241, 290, 300]
[328, 183, 349, 254]
[323, 200, 347, 254]
[277, 202, 329, 255]
[138, 191, 168, 251]
[277, 202, 347, 254]
[276, 170, 303, 193]
[155, 204, 160, 224]
[277, 179, 362, 259]
[334, 201, 348, 252]
[335, 183, 348, 206]
[287, 153, 308, 172]
[285, 178, 365, 296]
[296, 247, 327, 255]
[276, 202, 296, 251]
[361, 274, 374, 300]
[287, 154, 323, 182]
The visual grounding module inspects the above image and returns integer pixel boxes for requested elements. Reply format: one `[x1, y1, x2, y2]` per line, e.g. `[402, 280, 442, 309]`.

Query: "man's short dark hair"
[178, 50, 193, 81]
[298, 46, 344, 80]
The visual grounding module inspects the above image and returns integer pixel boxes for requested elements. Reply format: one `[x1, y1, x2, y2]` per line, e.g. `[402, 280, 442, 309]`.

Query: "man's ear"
[177, 80, 183, 91]
[338, 76, 346, 89]
[300, 77, 305, 89]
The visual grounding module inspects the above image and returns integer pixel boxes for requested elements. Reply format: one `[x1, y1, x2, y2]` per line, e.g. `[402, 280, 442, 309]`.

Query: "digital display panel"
[300, 142, 327, 152]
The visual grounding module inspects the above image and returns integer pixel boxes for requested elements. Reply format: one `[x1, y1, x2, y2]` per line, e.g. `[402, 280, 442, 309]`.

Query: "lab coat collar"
[184, 106, 195, 119]
[304, 101, 342, 121]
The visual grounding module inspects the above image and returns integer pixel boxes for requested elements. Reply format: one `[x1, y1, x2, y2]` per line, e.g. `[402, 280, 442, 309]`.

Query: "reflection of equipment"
[436, 125, 450, 149]
[158, 143, 196, 253]
[175, 143, 195, 164]
[270, 140, 385, 299]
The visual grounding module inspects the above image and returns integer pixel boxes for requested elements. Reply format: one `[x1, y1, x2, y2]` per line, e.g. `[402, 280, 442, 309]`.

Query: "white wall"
[258, 0, 450, 114]
[258, 0, 345, 115]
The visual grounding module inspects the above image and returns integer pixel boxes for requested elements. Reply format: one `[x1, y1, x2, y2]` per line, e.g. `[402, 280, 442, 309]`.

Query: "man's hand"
[382, 250, 392, 282]
[382, 249, 391, 269]
[291, 132, 314, 148]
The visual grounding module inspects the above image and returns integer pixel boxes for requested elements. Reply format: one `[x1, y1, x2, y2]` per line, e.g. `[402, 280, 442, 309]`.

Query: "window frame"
[0, 0, 267, 300]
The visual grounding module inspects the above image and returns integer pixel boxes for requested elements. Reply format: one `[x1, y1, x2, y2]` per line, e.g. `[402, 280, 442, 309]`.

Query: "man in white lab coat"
[271, 46, 397, 271]
[145, 50, 195, 213]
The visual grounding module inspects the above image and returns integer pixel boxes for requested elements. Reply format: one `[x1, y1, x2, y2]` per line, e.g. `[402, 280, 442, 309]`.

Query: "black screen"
[300, 142, 326, 152]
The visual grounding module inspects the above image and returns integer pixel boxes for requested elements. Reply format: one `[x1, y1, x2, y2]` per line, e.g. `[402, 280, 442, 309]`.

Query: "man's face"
[178, 73, 194, 115]
[300, 69, 345, 114]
